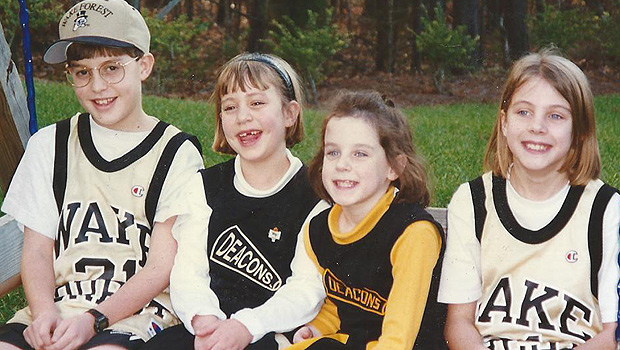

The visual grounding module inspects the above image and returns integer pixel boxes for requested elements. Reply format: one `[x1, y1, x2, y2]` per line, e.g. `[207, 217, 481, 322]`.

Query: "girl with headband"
[143, 53, 329, 350]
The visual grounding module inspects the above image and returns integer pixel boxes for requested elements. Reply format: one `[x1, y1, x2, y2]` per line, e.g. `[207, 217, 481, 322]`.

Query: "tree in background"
[453, 0, 482, 67]
[0, 0, 63, 56]
[263, 9, 348, 104]
[502, 0, 529, 61]
[3, 0, 620, 99]
[246, 0, 267, 51]
[416, 5, 478, 93]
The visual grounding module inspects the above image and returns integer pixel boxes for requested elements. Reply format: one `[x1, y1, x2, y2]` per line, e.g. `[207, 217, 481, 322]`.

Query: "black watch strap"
[87, 308, 109, 333]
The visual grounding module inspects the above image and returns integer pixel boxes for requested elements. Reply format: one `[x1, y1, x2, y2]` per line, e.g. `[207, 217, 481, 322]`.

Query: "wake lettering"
[56, 201, 150, 257]
[478, 277, 594, 342]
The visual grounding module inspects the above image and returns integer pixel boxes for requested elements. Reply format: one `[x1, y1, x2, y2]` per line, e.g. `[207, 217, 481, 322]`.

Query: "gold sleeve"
[373, 220, 441, 349]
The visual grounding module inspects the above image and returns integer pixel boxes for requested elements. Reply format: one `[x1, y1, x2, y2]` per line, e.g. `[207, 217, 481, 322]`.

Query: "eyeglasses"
[65, 57, 140, 87]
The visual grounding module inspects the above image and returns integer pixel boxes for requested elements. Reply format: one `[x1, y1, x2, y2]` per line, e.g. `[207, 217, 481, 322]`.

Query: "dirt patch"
[316, 67, 619, 108]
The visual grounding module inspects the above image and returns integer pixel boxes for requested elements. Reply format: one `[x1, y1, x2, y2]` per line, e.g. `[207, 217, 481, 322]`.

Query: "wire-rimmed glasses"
[65, 57, 140, 88]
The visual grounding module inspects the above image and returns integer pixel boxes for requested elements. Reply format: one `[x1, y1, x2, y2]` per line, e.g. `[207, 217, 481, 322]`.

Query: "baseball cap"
[44, 0, 150, 64]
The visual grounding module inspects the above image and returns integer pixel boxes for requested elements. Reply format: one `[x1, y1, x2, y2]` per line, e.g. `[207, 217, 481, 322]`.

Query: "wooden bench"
[0, 208, 448, 298]
[0, 17, 30, 299]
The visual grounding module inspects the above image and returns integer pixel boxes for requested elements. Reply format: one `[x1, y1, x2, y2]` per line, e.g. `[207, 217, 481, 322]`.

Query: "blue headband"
[242, 53, 297, 101]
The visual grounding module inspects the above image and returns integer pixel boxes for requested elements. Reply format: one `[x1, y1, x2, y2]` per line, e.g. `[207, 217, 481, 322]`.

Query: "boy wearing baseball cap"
[0, 0, 203, 349]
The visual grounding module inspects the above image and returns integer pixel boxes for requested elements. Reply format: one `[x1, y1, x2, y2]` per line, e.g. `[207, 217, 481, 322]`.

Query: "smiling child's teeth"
[526, 143, 546, 151]
[337, 180, 355, 188]
[95, 98, 113, 105]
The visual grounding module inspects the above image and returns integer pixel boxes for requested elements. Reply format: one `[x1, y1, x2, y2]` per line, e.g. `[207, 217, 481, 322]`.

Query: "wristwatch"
[86, 308, 109, 333]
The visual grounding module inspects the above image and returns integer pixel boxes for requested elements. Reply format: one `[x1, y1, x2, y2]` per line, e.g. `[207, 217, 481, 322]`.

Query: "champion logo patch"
[147, 319, 163, 337]
[565, 250, 578, 263]
[210, 225, 283, 291]
[131, 185, 145, 197]
[324, 269, 387, 315]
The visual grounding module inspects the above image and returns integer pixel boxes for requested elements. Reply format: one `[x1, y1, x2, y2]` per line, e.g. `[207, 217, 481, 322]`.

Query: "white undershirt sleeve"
[170, 172, 227, 334]
[1, 125, 58, 239]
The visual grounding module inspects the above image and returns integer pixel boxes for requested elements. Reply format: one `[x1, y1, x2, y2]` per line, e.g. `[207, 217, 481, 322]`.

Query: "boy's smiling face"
[70, 53, 154, 131]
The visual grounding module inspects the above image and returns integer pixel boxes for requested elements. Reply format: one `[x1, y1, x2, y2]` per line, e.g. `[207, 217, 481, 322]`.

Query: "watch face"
[96, 316, 109, 332]
[88, 309, 109, 333]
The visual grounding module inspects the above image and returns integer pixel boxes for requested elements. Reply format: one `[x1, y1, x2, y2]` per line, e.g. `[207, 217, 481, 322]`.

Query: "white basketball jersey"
[474, 172, 608, 350]
[11, 114, 198, 340]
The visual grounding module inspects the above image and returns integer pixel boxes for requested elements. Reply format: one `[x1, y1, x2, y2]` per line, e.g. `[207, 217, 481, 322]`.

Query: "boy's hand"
[23, 311, 61, 349]
[199, 319, 252, 350]
[46, 312, 96, 350]
[293, 325, 319, 343]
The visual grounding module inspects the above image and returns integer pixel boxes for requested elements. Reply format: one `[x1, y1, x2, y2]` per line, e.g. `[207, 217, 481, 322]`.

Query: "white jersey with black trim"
[472, 172, 611, 349]
[6, 113, 203, 340]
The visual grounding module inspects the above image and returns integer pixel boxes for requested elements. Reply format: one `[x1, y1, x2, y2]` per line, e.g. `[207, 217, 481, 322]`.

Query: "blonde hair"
[484, 48, 600, 185]
[211, 53, 305, 155]
[308, 90, 431, 207]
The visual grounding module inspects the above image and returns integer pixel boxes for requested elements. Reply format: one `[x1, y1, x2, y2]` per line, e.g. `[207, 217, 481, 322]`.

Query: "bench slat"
[427, 207, 447, 232]
[0, 215, 23, 297]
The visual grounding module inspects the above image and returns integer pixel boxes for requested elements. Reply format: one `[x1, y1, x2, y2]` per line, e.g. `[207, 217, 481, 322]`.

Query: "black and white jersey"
[471, 172, 616, 350]
[200, 159, 320, 316]
[10, 113, 201, 340]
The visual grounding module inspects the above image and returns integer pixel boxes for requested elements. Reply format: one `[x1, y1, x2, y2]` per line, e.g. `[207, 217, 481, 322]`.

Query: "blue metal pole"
[18, 0, 38, 135]
[617, 222, 620, 341]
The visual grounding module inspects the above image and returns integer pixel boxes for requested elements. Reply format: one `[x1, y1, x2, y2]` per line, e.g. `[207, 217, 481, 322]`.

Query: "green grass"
[1, 80, 619, 323]
[0, 289, 25, 324]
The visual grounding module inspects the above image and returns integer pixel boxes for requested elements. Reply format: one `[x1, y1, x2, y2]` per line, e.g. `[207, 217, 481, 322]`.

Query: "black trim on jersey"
[144, 132, 202, 227]
[587, 184, 619, 298]
[492, 176, 585, 244]
[469, 176, 487, 242]
[77, 113, 170, 172]
[53, 118, 72, 213]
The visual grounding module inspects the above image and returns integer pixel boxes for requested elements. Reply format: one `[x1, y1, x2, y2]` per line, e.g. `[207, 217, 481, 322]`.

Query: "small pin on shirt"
[268, 227, 281, 242]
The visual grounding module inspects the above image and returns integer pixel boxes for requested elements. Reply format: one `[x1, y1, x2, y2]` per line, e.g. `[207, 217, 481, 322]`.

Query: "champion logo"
[131, 185, 145, 197]
[211, 225, 283, 291]
[565, 250, 578, 263]
[147, 319, 163, 337]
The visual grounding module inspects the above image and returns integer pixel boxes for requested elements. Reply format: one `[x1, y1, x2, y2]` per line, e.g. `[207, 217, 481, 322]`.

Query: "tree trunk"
[375, 0, 395, 72]
[232, 0, 242, 39]
[503, 0, 529, 61]
[216, 0, 227, 25]
[410, 0, 422, 73]
[423, 0, 444, 19]
[534, 0, 545, 16]
[585, 0, 604, 16]
[386, 0, 395, 72]
[185, 0, 193, 19]
[247, 0, 268, 52]
[454, 0, 482, 67]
